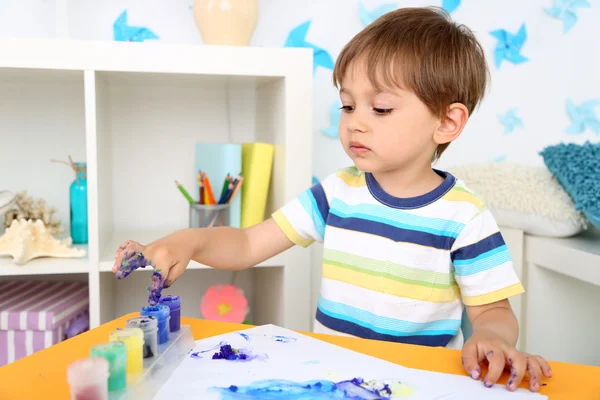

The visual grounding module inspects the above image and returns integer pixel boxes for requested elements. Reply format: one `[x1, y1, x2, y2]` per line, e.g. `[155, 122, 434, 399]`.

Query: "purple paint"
[147, 272, 165, 306]
[158, 295, 181, 332]
[115, 249, 151, 279]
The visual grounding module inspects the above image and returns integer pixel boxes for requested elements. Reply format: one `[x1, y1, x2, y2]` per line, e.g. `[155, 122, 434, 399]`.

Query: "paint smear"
[272, 335, 297, 343]
[209, 377, 412, 399]
[239, 333, 250, 341]
[190, 341, 267, 362]
[302, 360, 320, 365]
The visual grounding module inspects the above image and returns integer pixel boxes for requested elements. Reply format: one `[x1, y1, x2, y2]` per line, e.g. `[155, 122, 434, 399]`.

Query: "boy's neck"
[370, 163, 444, 199]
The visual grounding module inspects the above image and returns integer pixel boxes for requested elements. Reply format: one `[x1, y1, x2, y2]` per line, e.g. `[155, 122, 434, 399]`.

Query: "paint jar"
[140, 305, 170, 344]
[67, 357, 109, 400]
[109, 328, 144, 376]
[159, 295, 181, 332]
[89, 341, 127, 391]
[126, 316, 158, 359]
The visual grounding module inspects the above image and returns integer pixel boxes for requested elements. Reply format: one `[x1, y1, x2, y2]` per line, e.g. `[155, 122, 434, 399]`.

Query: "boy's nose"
[347, 112, 368, 133]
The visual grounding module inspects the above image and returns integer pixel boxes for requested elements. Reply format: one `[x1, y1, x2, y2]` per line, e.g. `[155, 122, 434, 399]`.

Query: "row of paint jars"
[67, 295, 181, 398]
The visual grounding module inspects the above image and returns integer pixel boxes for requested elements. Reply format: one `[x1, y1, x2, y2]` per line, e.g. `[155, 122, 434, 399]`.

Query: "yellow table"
[0, 313, 598, 399]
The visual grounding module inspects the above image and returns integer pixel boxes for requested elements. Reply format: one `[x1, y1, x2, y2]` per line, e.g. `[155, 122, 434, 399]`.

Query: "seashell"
[0, 219, 85, 265]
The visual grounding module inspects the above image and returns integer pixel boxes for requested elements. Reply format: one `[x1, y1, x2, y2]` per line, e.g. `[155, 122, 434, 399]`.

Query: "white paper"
[152, 324, 546, 400]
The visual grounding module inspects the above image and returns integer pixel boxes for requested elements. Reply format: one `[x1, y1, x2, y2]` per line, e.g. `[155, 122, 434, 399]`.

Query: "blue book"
[194, 142, 242, 228]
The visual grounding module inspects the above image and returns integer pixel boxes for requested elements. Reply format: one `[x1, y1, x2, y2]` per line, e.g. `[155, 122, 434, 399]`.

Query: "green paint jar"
[90, 341, 127, 391]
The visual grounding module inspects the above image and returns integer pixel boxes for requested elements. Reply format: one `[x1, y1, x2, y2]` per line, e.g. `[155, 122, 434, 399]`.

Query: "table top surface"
[0, 313, 598, 400]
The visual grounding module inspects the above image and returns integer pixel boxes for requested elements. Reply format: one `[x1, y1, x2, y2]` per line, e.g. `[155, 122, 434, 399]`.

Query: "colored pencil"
[203, 175, 216, 205]
[197, 171, 204, 204]
[219, 174, 230, 203]
[226, 176, 243, 204]
[175, 180, 194, 204]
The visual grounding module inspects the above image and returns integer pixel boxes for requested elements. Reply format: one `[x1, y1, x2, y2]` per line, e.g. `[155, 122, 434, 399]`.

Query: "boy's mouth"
[349, 141, 370, 154]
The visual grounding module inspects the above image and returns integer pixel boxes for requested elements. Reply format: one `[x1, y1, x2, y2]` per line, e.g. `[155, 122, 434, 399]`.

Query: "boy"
[113, 6, 551, 393]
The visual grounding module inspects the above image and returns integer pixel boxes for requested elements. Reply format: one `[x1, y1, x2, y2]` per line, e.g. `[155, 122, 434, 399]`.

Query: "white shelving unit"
[0, 38, 314, 332]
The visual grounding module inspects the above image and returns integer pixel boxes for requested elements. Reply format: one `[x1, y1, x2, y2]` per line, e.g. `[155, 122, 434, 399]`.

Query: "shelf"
[525, 227, 600, 287]
[0, 245, 89, 276]
[98, 231, 285, 272]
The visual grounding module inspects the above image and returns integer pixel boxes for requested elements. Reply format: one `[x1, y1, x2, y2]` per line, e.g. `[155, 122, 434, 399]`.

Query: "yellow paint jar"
[109, 327, 144, 376]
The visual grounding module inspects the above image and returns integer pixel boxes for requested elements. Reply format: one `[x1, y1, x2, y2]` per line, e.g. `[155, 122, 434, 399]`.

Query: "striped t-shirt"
[272, 166, 524, 348]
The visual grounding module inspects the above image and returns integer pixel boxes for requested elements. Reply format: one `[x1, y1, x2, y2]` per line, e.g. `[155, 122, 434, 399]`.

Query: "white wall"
[2, 0, 597, 178]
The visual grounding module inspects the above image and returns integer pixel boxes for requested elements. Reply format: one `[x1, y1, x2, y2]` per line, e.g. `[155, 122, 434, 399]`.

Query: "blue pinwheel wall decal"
[442, 0, 461, 13]
[113, 10, 159, 42]
[544, 0, 591, 33]
[322, 101, 342, 139]
[498, 108, 524, 134]
[284, 20, 334, 73]
[565, 98, 600, 134]
[489, 23, 528, 68]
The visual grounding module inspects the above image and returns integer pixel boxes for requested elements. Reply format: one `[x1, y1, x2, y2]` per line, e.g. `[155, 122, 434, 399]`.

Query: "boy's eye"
[340, 105, 354, 112]
[373, 108, 392, 115]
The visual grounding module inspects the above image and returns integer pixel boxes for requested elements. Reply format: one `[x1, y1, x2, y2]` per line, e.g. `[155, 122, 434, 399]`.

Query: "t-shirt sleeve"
[451, 208, 525, 306]
[271, 175, 334, 247]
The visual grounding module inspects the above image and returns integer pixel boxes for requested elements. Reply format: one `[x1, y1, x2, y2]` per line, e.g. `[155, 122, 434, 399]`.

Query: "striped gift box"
[0, 280, 89, 366]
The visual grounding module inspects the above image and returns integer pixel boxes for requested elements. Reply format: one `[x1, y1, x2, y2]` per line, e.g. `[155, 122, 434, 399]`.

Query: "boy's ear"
[434, 103, 469, 145]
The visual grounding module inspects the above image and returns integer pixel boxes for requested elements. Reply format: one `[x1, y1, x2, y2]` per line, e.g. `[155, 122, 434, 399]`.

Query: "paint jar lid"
[67, 357, 109, 388]
[126, 316, 158, 332]
[109, 327, 144, 346]
[159, 295, 181, 310]
[141, 305, 170, 322]
[90, 341, 127, 363]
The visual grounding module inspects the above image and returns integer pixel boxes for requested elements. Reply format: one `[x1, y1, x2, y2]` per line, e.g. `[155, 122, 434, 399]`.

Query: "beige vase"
[193, 0, 259, 46]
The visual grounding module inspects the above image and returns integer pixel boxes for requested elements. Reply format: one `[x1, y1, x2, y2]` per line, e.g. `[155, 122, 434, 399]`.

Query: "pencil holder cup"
[189, 204, 231, 228]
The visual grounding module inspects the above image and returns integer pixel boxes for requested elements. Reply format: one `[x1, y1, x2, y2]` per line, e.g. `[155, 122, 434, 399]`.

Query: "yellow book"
[241, 142, 274, 228]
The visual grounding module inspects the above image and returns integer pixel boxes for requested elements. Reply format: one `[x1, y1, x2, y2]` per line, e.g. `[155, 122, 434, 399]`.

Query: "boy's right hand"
[112, 230, 193, 289]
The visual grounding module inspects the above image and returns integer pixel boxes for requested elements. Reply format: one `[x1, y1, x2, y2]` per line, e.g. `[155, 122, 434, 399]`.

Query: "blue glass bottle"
[70, 163, 88, 244]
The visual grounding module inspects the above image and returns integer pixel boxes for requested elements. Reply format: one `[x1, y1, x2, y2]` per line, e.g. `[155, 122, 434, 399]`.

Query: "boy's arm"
[189, 218, 295, 270]
[465, 299, 518, 346]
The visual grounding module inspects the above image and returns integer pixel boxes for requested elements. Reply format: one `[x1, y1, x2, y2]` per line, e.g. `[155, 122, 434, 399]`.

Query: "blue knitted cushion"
[539, 141, 600, 229]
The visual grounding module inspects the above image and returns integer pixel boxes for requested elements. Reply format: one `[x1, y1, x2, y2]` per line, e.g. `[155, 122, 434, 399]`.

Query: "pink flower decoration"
[200, 284, 249, 323]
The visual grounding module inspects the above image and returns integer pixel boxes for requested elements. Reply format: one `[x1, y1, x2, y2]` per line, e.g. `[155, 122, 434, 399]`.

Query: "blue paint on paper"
[442, 0, 461, 13]
[322, 101, 342, 139]
[303, 360, 320, 365]
[113, 10, 159, 42]
[239, 333, 251, 341]
[489, 23, 528, 68]
[190, 341, 268, 362]
[498, 108, 524, 134]
[209, 377, 408, 399]
[544, 0, 590, 33]
[272, 335, 297, 343]
[284, 20, 334, 73]
[358, 2, 396, 26]
[565, 98, 600, 134]
[493, 154, 507, 163]
[312, 176, 320, 186]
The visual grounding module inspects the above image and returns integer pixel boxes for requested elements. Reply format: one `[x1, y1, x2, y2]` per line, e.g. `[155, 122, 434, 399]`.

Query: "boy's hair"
[332, 6, 489, 161]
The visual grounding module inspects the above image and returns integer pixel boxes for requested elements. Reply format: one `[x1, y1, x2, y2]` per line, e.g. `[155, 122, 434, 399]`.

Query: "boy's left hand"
[461, 329, 552, 392]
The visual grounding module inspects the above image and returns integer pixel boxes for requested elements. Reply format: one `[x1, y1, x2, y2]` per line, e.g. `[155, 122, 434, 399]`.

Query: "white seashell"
[0, 219, 86, 265]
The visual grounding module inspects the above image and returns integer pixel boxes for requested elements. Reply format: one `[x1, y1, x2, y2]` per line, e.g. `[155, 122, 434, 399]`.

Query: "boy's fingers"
[506, 353, 527, 392]
[164, 260, 188, 289]
[113, 241, 148, 278]
[482, 349, 505, 388]
[461, 342, 483, 380]
[526, 357, 543, 392]
[536, 356, 552, 378]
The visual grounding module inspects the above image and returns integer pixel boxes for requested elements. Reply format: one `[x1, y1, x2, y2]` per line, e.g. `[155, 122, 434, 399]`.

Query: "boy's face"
[338, 63, 440, 175]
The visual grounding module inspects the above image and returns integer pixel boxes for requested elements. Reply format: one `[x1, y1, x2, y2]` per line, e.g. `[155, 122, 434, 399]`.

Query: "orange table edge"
[0, 313, 598, 400]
